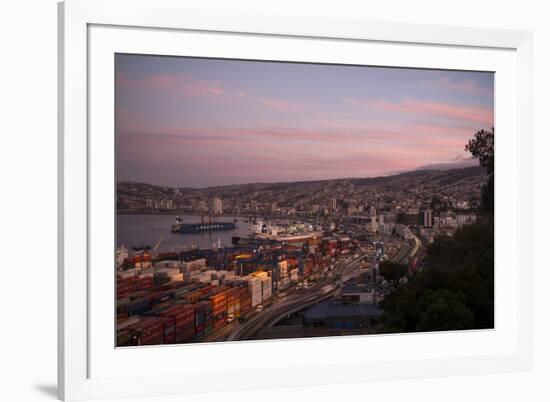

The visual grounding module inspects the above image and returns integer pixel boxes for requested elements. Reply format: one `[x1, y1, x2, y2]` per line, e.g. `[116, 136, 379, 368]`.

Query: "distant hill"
[118, 165, 487, 199]
[415, 158, 479, 171]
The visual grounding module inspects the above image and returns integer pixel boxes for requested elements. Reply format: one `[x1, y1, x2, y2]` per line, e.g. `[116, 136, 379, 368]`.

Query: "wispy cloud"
[346, 98, 493, 126]
[420, 76, 493, 97]
[117, 72, 226, 101]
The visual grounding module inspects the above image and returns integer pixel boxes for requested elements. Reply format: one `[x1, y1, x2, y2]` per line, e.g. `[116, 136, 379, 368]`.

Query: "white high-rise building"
[198, 200, 207, 212]
[423, 210, 433, 228]
[370, 215, 378, 232]
[213, 197, 223, 214]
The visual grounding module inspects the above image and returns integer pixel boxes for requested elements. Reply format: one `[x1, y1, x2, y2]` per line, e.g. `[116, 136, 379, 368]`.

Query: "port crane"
[153, 235, 164, 253]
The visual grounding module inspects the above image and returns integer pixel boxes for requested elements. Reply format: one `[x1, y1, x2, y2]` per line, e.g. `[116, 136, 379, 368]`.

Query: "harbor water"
[117, 214, 251, 252]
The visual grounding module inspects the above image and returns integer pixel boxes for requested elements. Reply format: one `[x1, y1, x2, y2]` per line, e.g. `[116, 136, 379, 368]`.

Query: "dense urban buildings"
[115, 164, 488, 345]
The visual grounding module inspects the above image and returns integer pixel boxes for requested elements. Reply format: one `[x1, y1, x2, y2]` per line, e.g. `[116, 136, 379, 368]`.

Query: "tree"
[378, 261, 408, 286]
[415, 289, 475, 331]
[377, 221, 494, 333]
[465, 127, 494, 214]
[465, 127, 494, 174]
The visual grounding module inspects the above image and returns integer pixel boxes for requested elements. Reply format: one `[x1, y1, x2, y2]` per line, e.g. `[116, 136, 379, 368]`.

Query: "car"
[256, 305, 263, 312]
[226, 314, 235, 324]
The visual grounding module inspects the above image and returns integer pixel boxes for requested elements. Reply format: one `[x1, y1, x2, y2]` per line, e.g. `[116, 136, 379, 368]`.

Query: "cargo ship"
[171, 216, 237, 234]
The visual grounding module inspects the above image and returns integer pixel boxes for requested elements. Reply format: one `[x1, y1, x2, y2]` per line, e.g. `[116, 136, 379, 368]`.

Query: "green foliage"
[465, 127, 494, 214]
[465, 127, 494, 175]
[415, 289, 474, 331]
[481, 174, 494, 214]
[378, 261, 408, 286]
[377, 219, 494, 333]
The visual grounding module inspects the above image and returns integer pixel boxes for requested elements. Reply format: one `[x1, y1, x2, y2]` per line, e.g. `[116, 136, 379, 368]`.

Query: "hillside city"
[115, 165, 489, 346]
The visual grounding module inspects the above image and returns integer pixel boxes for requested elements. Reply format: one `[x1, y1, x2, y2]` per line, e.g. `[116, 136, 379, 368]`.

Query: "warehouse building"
[303, 300, 382, 329]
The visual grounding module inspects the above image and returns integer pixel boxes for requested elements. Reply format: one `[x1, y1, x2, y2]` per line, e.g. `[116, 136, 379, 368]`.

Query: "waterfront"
[117, 214, 250, 252]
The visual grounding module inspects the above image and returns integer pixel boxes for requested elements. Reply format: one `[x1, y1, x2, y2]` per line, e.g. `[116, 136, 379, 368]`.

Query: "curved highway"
[226, 256, 364, 341]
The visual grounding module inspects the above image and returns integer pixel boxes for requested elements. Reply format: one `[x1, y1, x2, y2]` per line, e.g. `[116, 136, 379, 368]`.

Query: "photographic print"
[115, 54, 494, 347]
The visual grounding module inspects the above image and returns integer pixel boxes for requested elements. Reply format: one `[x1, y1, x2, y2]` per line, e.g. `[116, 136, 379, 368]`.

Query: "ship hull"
[172, 222, 237, 233]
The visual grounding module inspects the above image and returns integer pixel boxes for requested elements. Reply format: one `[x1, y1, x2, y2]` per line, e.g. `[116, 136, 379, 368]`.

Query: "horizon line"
[117, 163, 483, 191]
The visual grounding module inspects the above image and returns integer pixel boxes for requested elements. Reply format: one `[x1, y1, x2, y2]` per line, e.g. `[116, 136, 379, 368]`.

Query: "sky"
[115, 54, 494, 188]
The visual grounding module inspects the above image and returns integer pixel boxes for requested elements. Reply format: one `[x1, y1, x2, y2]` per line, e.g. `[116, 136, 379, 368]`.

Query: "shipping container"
[157, 304, 195, 332]
[176, 327, 195, 343]
[128, 289, 153, 301]
[182, 290, 203, 304]
[162, 315, 177, 344]
[213, 316, 225, 331]
[116, 330, 132, 346]
[209, 290, 228, 319]
[148, 290, 175, 306]
[126, 298, 152, 316]
[124, 316, 165, 346]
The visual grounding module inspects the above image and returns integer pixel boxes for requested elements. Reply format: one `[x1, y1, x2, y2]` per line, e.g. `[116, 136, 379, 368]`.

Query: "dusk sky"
[116, 54, 494, 188]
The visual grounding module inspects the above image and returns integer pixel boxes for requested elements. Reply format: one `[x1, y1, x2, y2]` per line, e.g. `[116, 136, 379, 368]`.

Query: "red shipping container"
[213, 317, 225, 330]
[125, 316, 165, 346]
[162, 315, 176, 344]
[159, 304, 195, 334]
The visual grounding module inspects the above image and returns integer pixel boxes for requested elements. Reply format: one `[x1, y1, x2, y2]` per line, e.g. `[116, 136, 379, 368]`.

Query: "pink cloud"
[422, 76, 494, 97]
[407, 123, 474, 138]
[348, 98, 493, 126]
[117, 108, 474, 153]
[117, 72, 226, 101]
[117, 72, 316, 114]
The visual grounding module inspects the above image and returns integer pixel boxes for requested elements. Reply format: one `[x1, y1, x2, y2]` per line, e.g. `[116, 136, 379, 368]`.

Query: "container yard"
[116, 220, 371, 346]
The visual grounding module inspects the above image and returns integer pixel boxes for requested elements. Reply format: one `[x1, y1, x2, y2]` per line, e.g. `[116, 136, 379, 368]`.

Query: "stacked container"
[133, 253, 152, 269]
[194, 301, 213, 339]
[210, 289, 228, 331]
[158, 304, 195, 343]
[253, 271, 269, 280]
[261, 277, 272, 300]
[162, 315, 176, 344]
[117, 329, 132, 346]
[125, 297, 152, 316]
[223, 271, 236, 283]
[227, 287, 241, 317]
[196, 273, 213, 283]
[117, 275, 154, 299]
[153, 271, 170, 287]
[181, 258, 206, 273]
[290, 269, 299, 282]
[246, 276, 262, 307]
[125, 316, 165, 346]
[174, 283, 199, 300]
[147, 289, 174, 307]
[304, 255, 315, 277]
[182, 290, 203, 304]
[154, 260, 182, 269]
[239, 288, 252, 316]
[278, 260, 289, 279]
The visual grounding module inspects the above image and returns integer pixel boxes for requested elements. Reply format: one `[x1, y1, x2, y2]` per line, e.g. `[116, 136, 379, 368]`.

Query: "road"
[392, 233, 422, 266]
[226, 256, 364, 341]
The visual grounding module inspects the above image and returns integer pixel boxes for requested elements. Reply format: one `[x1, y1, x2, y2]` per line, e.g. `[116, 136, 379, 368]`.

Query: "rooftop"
[342, 283, 374, 294]
[303, 300, 382, 321]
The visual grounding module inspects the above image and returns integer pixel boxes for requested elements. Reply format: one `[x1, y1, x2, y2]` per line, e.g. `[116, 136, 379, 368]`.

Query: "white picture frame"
[58, 0, 533, 400]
